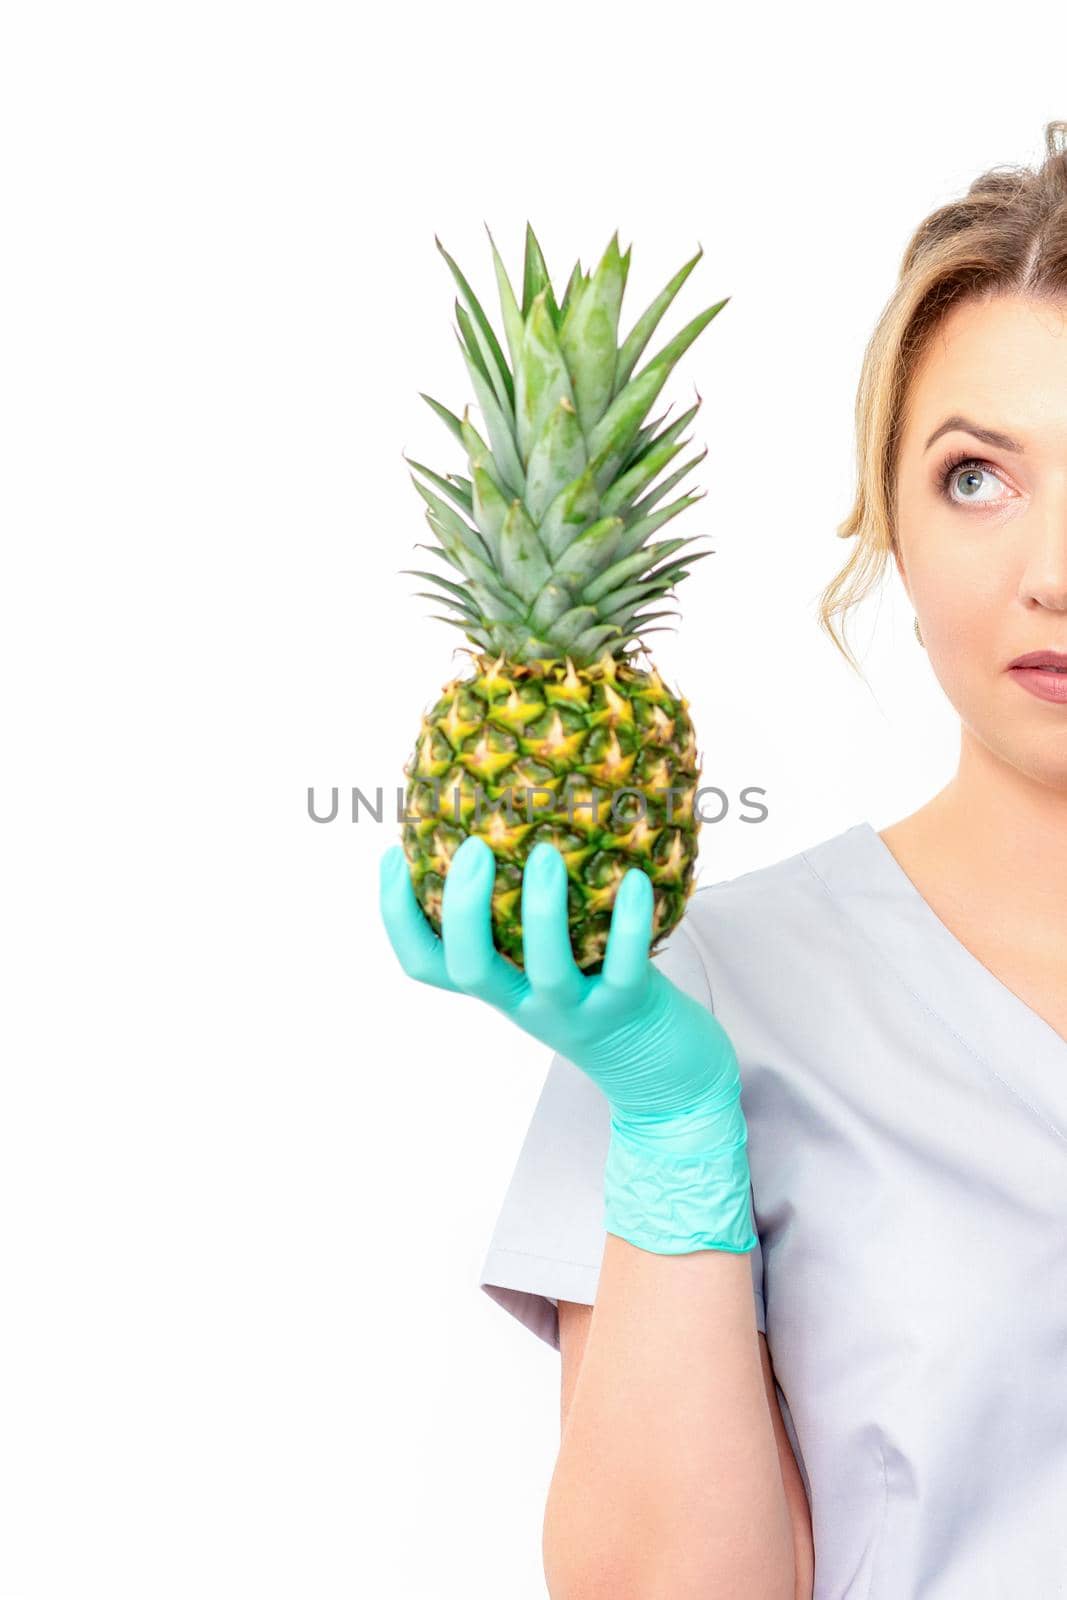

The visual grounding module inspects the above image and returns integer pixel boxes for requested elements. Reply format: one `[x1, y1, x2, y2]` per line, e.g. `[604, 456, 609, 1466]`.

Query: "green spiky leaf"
[406, 225, 726, 666]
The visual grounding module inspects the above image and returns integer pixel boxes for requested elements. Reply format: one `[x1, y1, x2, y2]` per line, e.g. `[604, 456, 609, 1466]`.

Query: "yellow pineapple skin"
[401, 651, 701, 973]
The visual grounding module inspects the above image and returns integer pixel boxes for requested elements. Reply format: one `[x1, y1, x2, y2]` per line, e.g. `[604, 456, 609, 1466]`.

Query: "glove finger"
[441, 836, 528, 1008]
[379, 846, 455, 990]
[601, 867, 654, 992]
[521, 843, 585, 1005]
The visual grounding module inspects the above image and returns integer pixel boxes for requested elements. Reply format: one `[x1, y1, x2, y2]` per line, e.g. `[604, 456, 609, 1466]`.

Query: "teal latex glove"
[379, 834, 756, 1255]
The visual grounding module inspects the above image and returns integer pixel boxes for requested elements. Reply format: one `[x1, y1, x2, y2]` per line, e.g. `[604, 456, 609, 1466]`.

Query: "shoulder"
[654, 821, 872, 1020]
[689, 821, 870, 941]
[694, 824, 849, 914]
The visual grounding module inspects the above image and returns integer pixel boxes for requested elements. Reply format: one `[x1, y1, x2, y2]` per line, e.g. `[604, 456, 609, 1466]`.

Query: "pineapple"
[400, 223, 725, 973]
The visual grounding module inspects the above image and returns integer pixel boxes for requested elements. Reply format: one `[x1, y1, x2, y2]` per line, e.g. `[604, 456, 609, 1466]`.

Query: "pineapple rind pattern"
[402, 650, 701, 972]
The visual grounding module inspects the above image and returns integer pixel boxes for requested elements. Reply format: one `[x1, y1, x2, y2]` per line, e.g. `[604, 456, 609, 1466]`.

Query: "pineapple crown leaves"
[403, 221, 726, 665]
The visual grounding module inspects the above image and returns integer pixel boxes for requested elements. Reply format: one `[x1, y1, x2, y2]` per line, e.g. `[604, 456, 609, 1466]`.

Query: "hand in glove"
[379, 835, 756, 1254]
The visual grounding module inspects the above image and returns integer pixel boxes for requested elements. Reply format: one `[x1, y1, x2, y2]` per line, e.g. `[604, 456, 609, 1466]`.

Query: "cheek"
[916, 555, 1000, 646]
[913, 554, 1004, 701]
[901, 520, 1067, 784]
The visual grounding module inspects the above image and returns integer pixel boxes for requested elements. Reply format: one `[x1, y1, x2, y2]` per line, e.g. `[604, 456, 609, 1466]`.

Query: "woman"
[380, 121, 1067, 1598]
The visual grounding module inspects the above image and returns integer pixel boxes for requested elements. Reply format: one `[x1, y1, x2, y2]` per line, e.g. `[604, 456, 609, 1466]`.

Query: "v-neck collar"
[801, 820, 1067, 1145]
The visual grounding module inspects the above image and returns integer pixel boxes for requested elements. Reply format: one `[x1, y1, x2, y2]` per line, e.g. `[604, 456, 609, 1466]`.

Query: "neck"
[904, 729, 1067, 928]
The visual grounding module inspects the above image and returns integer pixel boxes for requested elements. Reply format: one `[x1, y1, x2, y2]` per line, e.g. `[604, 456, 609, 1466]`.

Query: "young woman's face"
[894, 292, 1067, 790]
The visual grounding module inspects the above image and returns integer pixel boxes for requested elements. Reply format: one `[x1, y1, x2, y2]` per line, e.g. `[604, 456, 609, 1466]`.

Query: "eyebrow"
[923, 415, 1025, 455]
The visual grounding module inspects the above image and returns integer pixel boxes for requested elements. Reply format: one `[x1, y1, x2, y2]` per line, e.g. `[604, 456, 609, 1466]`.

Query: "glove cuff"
[603, 1102, 757, 1255]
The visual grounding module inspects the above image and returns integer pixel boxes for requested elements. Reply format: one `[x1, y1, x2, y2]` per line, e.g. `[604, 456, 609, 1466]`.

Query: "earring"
[914, 615, 925, 648]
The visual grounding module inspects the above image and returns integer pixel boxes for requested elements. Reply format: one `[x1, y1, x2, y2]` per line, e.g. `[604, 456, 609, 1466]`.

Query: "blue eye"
[937, 452, 1009, 507]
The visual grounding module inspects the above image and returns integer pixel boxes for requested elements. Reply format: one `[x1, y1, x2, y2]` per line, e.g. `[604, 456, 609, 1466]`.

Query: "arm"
[554, 1299, 814, 1597]
[381, 838, 796, 1594]
[542, 1243, 801, 1600]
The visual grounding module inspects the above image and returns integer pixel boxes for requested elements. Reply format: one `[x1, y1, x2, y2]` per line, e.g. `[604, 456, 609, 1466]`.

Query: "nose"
[1019, 508, 1067, 612]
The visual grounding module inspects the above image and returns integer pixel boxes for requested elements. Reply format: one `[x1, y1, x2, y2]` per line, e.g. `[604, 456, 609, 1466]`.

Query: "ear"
[891, 538, 911, 606]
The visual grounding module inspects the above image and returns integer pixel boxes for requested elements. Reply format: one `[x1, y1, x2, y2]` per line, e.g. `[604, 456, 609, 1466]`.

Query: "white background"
[2, 2, 1064, 1594]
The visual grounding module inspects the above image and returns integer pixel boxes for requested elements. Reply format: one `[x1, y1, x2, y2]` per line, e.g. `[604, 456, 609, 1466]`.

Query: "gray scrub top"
[479, 820, 1067, 1599]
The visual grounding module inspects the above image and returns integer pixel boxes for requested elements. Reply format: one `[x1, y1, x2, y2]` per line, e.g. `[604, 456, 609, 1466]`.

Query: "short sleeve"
[478, 922, 767, 1350]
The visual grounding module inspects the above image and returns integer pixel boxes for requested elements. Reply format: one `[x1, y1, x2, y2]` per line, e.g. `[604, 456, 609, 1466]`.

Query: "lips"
[1008, 650, 1067, 671]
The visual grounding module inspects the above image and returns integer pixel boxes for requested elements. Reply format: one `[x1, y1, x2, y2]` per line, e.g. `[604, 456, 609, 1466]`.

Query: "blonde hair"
[820, 119, 1067, 675]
